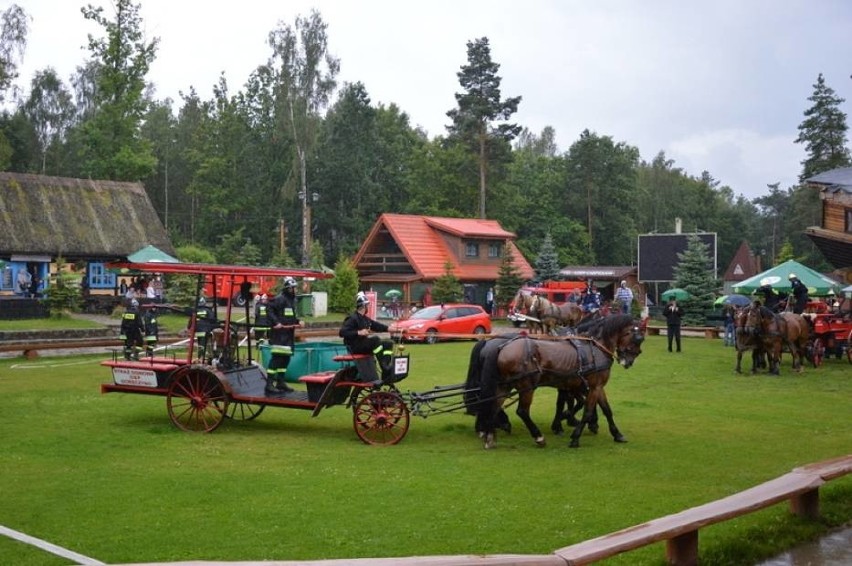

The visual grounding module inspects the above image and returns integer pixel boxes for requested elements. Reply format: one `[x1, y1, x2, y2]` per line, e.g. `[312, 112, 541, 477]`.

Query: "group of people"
[120, 275, 164, 303]
[754, 273, 809, 314]
[119, 299, 160, 360]
[256, 281, 393, 395]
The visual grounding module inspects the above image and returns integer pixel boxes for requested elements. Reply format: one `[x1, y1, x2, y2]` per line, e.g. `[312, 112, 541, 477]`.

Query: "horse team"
[464, 292, 813, 451]
[734, 302, 810, 375]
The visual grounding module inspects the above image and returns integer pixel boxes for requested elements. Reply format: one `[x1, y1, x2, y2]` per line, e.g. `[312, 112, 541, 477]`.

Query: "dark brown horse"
[742, 304, 809, 374]
[465, 314, 644, 449]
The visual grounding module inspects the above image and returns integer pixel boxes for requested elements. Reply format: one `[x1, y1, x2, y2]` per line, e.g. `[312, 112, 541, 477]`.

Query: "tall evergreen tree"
[534, 232, 561, 282]
[494, 246, 524, 314]
[446, 37, 521, 218]
[673, 234, 718, 325]
[795, 73, 851, 181]
[79, 0, 158, 180]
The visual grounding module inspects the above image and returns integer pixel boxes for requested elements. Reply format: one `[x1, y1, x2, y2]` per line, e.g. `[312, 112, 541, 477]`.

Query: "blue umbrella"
[722, 294, 751, 307]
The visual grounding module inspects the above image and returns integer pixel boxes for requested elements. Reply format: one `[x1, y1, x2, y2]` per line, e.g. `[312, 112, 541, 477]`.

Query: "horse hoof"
[535, 437, 546, 447]
[614, 435, 628, 443]
[569, 441, 580, 448]
[589, 425, 599, 435]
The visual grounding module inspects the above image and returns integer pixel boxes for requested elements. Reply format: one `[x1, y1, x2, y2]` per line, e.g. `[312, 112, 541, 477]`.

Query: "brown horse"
[530, 294, 584, 334]
[465, 314, 644, 449]
[742, 304, 809, 374]
[734, 305, 766, 374]
[511, 291, 545, 334]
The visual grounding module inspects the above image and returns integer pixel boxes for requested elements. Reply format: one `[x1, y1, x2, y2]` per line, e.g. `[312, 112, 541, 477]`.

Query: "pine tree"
[673, 234, 718, 325]
[534, 232, 561, 282]
[494, 247, 524, 314]
[431, 261, 463, 304]
[795, 73, 852, 181]
[446, 37, 521, 218]
[327, 254, 359, 313]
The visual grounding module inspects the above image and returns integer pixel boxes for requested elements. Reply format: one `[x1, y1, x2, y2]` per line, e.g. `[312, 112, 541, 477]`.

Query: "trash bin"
[296, 294, 314, 317]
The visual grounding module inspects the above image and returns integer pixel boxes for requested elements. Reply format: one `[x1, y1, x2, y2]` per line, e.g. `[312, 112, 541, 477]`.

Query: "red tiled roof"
[357, 213, 534, 281]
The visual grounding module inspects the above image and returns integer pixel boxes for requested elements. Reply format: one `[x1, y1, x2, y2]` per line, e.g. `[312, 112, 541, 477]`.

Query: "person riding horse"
[755, 284, 786, 313]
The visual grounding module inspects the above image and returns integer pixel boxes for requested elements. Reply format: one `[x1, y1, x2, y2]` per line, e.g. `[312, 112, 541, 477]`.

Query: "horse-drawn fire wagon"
[804, 304, 852, 366]
[99, 261, 412, 445]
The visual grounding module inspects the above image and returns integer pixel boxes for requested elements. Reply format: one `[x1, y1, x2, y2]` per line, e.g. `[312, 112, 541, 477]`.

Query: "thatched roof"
[0, 172, 174, 260]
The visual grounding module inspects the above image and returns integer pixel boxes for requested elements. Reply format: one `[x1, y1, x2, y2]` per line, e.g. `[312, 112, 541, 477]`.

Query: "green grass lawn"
[0, 334, 850, 565]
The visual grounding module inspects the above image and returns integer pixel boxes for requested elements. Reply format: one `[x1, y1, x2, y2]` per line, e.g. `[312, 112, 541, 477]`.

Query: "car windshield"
[410, 305, 443, 320]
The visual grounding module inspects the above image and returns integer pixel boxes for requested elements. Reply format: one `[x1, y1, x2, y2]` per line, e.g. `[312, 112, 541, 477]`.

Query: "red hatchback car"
[390, 303, 492, 344]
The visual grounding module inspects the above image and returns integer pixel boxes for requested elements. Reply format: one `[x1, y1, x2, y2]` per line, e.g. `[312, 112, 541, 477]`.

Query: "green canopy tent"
[732, 259, 840, 297]
[127, 245, 180, 264]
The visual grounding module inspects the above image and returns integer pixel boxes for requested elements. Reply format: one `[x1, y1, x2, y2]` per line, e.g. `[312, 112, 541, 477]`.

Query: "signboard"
[637, 233, 717, 282]
[112, 367, 158, 388]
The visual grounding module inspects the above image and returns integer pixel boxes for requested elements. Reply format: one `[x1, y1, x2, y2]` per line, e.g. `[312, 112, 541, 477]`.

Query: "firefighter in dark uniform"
[142, 307, 159, 357]
[755, 284, 785, 312]
[120, 299, 145, 360]
[253, 294, 271, 344]
[266, 277, 301, 394]
[190, 297, 218, 361]
[788, 273, 809, 314]
[339, 292, 394, 383]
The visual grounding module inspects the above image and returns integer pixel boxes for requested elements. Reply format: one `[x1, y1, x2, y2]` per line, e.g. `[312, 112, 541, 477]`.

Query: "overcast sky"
[14, 0, 852, 200]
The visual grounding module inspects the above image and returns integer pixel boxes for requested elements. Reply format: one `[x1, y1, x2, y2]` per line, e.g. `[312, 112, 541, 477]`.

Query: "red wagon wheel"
[353, 391, 410, 445]
[167, 365, 228, 432]
[847, 330, 852, 364]
[217, 401, 266, 421]
[811, 337, 825, 368]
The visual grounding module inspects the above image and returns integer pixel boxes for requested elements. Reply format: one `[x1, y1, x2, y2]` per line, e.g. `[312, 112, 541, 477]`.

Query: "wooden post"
[666, 530, 698, 566]
[790, 488, 820, 520]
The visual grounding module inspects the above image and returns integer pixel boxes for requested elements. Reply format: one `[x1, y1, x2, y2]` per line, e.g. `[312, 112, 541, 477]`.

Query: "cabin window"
[846, 208, 852, 234]
[88, 262, 116, 289]
[488, 242, 501, 258]
[465, 242, 479, 257]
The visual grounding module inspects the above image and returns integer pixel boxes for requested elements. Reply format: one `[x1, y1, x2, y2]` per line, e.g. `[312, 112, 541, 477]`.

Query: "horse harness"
[497, 334, 615, 393]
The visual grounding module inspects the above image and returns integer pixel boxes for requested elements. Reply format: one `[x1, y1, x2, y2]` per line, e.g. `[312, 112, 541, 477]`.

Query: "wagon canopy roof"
[107, 261, 332, 279]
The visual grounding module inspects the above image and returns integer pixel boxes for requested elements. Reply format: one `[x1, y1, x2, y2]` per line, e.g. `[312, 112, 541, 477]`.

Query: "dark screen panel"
[637, 233, 717, 282]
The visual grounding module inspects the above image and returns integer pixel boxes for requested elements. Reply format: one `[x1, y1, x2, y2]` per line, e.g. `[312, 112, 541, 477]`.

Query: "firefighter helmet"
[130, 299, 139, 308]
[282, 276, 297, 290]
[356, 291, 369, 308]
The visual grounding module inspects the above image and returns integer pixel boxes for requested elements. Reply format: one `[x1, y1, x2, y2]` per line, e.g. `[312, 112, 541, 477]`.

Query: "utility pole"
[278, 218, 287, 257]
[301, 193, 311, 267]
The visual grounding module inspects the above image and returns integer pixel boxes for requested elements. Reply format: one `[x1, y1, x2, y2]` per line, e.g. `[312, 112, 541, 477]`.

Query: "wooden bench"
[554, 454, 852, 566]
[643, 326, 720, 339]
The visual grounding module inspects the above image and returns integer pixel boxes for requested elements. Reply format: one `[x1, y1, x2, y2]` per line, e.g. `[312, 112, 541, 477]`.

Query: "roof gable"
[356, 213, 534, 280]
[722, 241, 760, 281]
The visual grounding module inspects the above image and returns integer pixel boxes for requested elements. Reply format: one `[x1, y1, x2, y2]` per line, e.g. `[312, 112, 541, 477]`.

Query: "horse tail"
[464, 338, 490, 413]
[474, 340, 505, 420]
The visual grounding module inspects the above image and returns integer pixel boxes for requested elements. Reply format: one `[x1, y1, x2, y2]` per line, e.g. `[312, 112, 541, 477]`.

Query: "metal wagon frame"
[99, 260, 413, 445]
